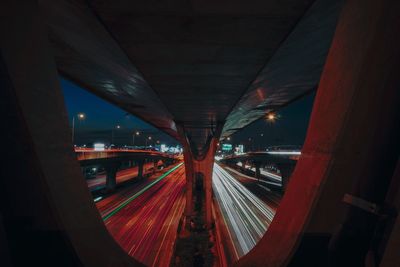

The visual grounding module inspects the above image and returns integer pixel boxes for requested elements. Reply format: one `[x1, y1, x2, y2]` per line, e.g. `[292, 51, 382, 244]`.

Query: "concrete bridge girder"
[178, 124, 221, 229]
[235, 1, 400, 266]
[2, 0, 400, 267]
[222, 156, 297, 189]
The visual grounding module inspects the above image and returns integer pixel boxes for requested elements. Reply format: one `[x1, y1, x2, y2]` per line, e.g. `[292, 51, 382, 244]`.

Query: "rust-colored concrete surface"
[234, 0, 400, 266]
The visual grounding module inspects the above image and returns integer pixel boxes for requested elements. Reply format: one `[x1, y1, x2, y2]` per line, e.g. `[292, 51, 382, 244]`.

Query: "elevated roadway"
[2, 1, 400, 267]
[75, 148, 179, 191]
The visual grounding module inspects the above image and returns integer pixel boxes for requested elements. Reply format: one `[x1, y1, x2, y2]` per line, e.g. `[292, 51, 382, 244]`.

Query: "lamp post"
[145, 136, 152, 148]
[72, 113, 85, 145]
[111, 125, 121, 145]
[132, 131, 140, 146]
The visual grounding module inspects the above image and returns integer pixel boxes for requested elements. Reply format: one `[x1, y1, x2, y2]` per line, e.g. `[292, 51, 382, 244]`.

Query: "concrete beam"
[235, 0, 400, 266]
[0, 1, 143, 266]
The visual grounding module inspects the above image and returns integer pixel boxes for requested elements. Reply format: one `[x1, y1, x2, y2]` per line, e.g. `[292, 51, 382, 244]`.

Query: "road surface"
[213, 163, 276, 261]
[96, 163, 185, 267]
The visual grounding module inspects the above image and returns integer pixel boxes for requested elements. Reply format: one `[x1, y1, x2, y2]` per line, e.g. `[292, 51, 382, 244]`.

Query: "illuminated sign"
[222, 144, 233, 151]
[94, 143, 105, 151]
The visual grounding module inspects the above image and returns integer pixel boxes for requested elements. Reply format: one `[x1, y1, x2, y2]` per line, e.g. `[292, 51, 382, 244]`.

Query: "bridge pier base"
[194, 140, 218, 229]
[178, 130, 219, 229]
[104, 162, 120, 191]
[182, 147, 194, 220]
[152, 160, 157, 174]
[136, 160, 144, 179]
[254, 161, 262, 181]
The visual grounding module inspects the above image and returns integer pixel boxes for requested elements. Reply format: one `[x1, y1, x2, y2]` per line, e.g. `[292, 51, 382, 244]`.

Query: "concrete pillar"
[254, 161, 262, 181]
[235, 1, 400, 266]
[152, 160, 157, 174]
[276, 162, 296, 191]
[137, 159, 144, 178]
[104, 162, 120, 191]
[178, 126, 220, 228]
[0, 1, 142, 266]
[182, 140, 195, 218]
[194, 139, 218, 228]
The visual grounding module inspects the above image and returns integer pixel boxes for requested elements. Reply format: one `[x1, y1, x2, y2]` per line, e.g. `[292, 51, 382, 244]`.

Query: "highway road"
[213, 163, 276, 260]
[236, 162, 282, 183]
[95, 163, 186, 267]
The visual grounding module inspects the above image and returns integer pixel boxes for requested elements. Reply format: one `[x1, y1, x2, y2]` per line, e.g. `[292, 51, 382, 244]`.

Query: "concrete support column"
[254, 161, 262, 181]
[137, 160, 144, 178]
[178, 125, 220, 228]
[236, 1, 400, 266]
[182, 141, 195, 218]
[152, 160, 157, 174]
[194, 138, 218, 228]
[276, 162, 296, 191]
[104, 162, 120, 191]
[0, 1, 142, 265]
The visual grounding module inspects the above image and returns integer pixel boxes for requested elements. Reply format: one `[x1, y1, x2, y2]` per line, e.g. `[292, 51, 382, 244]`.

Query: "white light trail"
[266, 151, 301, 155]
[213, 164, 276, 258]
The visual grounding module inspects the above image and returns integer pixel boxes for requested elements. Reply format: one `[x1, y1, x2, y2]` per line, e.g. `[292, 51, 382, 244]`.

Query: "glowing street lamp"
[132, 131, 140, 146]
[72, 112, 85, 145]
[145, 136, 152, 148]
[266, 112, 277, 122]
[111, 125, 121, 144]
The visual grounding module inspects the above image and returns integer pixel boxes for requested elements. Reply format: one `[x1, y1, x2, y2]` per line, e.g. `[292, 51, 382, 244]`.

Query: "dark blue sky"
[231, 92, 315, 150]
[61, 78, 154, 131]
[61, 77, 315, 148]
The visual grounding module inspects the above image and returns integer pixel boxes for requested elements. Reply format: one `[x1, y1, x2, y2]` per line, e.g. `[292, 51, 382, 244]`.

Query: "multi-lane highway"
[236, 162, 282, 183]
[93, 161, 278, 266]
[213, 163, 276, 261]
[95, 163, 185, 267]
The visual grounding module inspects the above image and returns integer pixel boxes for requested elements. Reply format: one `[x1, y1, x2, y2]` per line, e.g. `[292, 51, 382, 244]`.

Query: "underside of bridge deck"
[40, 0, 343, 156]
[1, 0, 400, 267]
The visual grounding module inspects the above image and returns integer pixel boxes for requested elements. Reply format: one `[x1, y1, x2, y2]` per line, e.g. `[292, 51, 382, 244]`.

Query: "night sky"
[62, 78, 152, 130]
[61, 77, 315, 150]
[230, 93, 315, 151]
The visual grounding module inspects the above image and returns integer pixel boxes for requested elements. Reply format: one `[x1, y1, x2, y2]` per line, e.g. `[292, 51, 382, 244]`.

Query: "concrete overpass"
[75, 148, 178, 191]
[220, 152, 299, 190]
[1, 1, 400, 267]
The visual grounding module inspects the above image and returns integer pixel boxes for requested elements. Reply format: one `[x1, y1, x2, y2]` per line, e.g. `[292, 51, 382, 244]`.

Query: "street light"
[145, 136, 152, 148]
[111, 125, 121, 145]
[132, 131, 140, 146]
[266, 112, 277, 122]
[72, 112, 85, 145]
